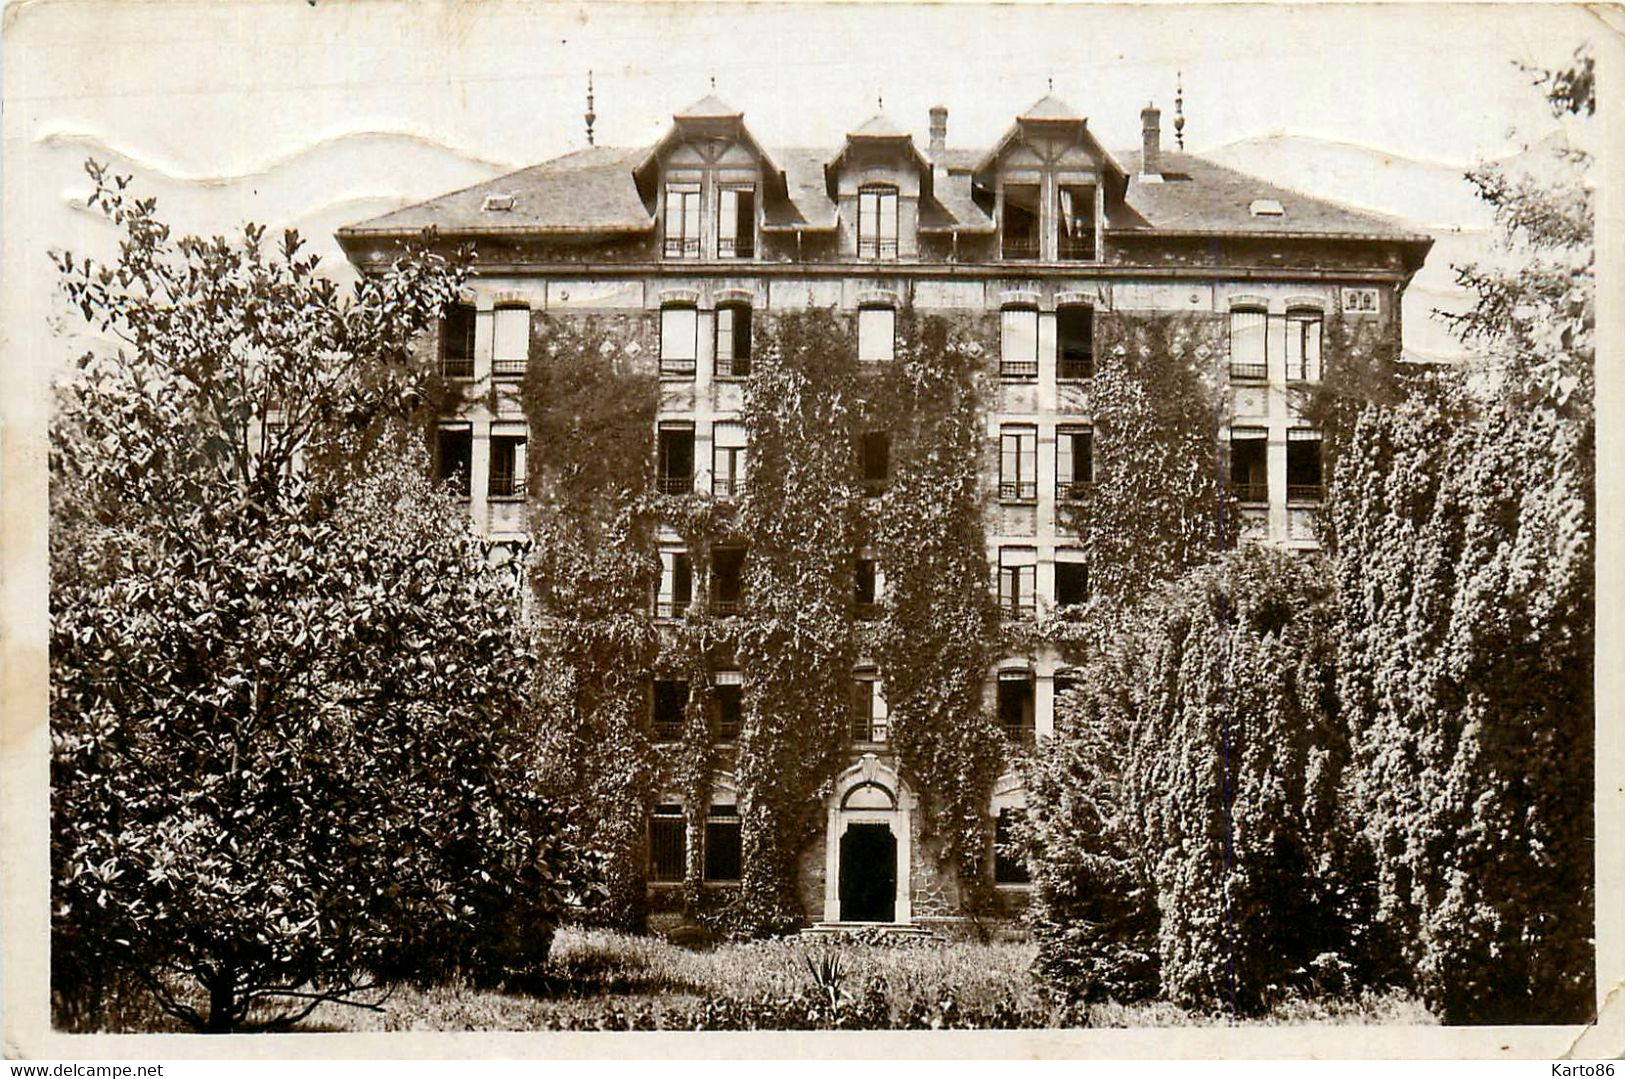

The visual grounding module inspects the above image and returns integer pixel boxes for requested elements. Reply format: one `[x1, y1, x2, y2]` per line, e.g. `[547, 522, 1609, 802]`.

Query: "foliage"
[734, 308, 863, 929]
[872, 310, 1003, 908]
[1022, 604, 1162, 1005]
[50, 163, 594, 1032]
[518, 313, 662, 930]
[1028, 552, 1376, 1016]
[1057, 312, 1235, 605]
[1330, 47, 1595, 1025]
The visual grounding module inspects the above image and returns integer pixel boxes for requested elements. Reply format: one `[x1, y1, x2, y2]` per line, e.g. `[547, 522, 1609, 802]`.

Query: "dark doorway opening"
[838, 823, 897, 922]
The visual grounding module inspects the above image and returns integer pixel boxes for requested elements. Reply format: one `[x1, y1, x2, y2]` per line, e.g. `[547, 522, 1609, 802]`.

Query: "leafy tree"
[50, 163, 595, 1031]
[1028, 553, 1373, 1015]
[1332, 50, 1595, 1023]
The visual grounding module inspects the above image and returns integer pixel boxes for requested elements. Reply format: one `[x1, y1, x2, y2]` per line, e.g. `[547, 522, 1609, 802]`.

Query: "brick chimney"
[1141, 103, 1162, 176]
[928, 105, 948, 158]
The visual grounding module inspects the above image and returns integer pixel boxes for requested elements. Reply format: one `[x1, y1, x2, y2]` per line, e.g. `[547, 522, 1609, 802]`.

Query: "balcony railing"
[657, 475, 694, 496]
[999, 480, 1038, 503]
[663, 236, 700, 259]
[1233, 482, 1269, 504]
[717, 237, 755, 259]
[1000, 359, 1039, 380]
[653, 599, 690, 620]
[489, 475, 528, 500]
[716, 719, 742, 742]
[709, 598, 743, 618]
[999, 597, 1037, 620]
[851, 718, 889, 744]
[652, 720, 684, 742]
[492, 357, 527, 379]
[1286, 363, 1321, 384]
[442, 357, 475, 379]
[1287, 484, 1324, 504]
[1230, 362, 1268, 381]
[1055, 480, 1091, 503]
[1058, 235, 1097, 261]
[1002, 237, 1040, 260]
[857, 239, 899, 260]
[1058, 355, 1094, 381]
[712, 476, 749, 499]
[660, 358, 697, 377]
[1000, 720, 1036, 745]
[714, 356, 751, 379]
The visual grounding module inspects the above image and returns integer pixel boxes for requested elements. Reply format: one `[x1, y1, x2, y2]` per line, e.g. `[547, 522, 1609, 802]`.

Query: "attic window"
[482, 194, 516, 212]
[1248, 199, 1285, 218]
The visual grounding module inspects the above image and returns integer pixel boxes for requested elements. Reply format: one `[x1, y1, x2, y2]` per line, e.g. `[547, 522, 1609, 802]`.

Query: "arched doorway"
[823, 755, 913, 924]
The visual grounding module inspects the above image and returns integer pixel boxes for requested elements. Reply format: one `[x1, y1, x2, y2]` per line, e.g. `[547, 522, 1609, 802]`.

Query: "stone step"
[800, 922, 942, 940]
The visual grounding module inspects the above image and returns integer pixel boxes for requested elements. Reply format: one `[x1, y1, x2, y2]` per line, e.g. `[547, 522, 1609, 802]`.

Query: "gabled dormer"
[825, 112, 933, 262]
[633, 95, 786, 260]
[973, 95, 1127, 262]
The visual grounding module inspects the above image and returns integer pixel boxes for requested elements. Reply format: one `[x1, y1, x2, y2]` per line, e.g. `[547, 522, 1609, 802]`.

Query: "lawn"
[295, 928, 1431, 1032]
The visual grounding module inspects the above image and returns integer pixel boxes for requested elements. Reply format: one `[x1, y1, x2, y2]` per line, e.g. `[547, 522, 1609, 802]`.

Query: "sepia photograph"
[1, 0, 1617, 1060]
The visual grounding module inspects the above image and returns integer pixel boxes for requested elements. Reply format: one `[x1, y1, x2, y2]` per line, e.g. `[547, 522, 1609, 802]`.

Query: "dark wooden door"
[838, 823, 897, 922]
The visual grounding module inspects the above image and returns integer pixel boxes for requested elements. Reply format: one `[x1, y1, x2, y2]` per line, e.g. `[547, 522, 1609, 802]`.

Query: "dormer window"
[1058, 184, 1097, 261]
[1002, 184, 1040, 260]
[718, 186, 755, 259]
[857, 185, 898, 260]
[664, 182, 701, 259]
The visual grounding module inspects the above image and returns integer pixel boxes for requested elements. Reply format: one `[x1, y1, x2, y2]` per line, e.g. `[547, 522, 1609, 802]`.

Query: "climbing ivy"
[1055, 311, 1235, 608]
[871, 310, 1004, 910]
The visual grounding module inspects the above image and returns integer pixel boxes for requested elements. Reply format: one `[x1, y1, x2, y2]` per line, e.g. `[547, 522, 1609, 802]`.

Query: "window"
[489, 424, 527, 500]
[1231, 429, 1268, 504]
[997, 670, 1035, 741]
[1343, 287, 1380, 314]
[1058, 184, 1097, 261]
[858, 306, 895, 363]
[1287, 430, 1324, 503]
[998, 547, 1037, 618]
[854, 556, 879, 618]
[656, 549, 693, 619]
[435, 425, 472, 498]
[1055, 556, 1089, 607]
[859, 431, 890, 494]
[657, 423, 694, 494]
[857, 185, 899, 260]
[441, 302, 475, 378]
[649, 804, 686, 882]
[492, 305, 530, 378]
[714, 305, 752, 378]
[661, 304, 698, 376]
[1053, 668, 1083, 702]
[714, 670, 743, 742]
[652, 680, 688, 742]
[1001, 308, 1039, 379]
[1057, 306, 1094, 380]
[704, 805, 742, 881]
[1229, 307, 1268, 381]
[850, 670, 888, 743]
[999, 425, 1037, 502]
[995, 808, 1032, 884]
[1056, 425, 1093, 502]
[664, 182, 700, 258]
[711, 545, 746, 616]
[712, 421, 749, 498]
[1002, 183, 1040, 259]
[717, 186, 755, 258]
[1285, 309, 1323, 383]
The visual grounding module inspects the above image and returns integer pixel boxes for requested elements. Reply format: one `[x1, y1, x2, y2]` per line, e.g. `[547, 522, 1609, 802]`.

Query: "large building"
[338, 91, 1431, 931]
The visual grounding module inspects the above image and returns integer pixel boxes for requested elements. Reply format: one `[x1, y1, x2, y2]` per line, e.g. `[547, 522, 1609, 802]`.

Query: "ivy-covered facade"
[338, 92, 1430, 933]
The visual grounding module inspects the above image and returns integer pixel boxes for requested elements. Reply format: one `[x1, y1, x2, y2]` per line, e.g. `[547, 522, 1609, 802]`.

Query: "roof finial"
[877, 91, 884, 112]
[1048, 74, 1054, 92]
[1174, 70, 1186, 150]
[710, 73, 717, 91]
[585, 70, 597, 146]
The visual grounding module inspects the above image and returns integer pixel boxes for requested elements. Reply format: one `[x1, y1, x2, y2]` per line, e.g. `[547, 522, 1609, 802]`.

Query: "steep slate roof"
[338, 146, 651, 236]
[1114, 150, 1432, 242]
[340, 137, 1428, 246]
